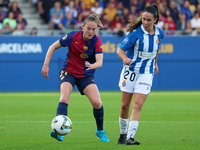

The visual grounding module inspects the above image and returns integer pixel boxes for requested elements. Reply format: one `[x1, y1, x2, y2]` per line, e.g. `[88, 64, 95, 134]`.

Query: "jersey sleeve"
[161, 29, 165, 41]
[95, 37, 103, 54]
[119, 31, 138, 52]
[59, 31, 76, 47]
[158, 28, 165, 43]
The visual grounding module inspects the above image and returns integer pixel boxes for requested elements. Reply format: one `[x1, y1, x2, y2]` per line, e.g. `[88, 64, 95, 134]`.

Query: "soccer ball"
[51, 115, 72, 135]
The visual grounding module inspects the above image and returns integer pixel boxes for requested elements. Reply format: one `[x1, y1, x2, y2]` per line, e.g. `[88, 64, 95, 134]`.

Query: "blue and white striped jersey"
[119, 24, 164, 74]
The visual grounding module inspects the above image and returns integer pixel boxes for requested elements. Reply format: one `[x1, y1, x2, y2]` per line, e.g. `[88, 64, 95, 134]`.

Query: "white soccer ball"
[51, 115, 72, 135]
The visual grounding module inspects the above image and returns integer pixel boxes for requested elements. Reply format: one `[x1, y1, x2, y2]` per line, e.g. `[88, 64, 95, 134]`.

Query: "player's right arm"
[117, 47, 133, 66]
[42, 40, 62, 79]
[117, 32, 137, 66]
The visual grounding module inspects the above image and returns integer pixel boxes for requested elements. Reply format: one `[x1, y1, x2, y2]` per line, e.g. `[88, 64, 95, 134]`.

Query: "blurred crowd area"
[0, 0, 37, 35]
[1, 0, 200, 36]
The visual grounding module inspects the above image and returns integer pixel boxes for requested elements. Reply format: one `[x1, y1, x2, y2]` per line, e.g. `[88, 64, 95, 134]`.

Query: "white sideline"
[0, 121, 200, 123]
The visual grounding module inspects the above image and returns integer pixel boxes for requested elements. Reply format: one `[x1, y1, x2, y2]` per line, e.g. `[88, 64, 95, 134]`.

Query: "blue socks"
[56, 102, 104, 131]
[56, 102, 68, 116]
[93, 106, 104, 131]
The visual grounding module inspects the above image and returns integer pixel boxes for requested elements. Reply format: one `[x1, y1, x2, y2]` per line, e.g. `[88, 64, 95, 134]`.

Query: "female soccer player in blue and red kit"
[41, 14, 109, 142]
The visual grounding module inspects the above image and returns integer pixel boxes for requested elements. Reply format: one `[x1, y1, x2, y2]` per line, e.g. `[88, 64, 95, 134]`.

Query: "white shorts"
[118, 67, 153, 95]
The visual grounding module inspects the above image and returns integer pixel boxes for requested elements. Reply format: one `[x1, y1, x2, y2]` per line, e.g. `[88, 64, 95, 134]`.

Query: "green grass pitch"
[0, 91, 200, 150]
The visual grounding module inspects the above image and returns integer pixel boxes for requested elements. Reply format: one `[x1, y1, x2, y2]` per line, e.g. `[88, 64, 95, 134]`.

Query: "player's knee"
[93, 101, 102, 109]
[121, 103, 129, 110]
[59, 95, 69, 103]
[132, 101, 143, 111]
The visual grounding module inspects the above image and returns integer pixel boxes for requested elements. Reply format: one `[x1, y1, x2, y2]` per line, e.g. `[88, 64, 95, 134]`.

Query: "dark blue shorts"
[59, 70, 96, 95]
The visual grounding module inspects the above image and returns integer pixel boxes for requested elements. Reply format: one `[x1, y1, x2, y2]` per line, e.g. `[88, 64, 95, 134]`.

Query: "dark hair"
[126, 4, 159, 32]
[144, 4, 159, 24]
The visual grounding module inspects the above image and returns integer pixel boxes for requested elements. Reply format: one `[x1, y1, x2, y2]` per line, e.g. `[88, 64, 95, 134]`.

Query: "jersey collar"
[81, 31, 95, 45]
[141, 24, 159, 35]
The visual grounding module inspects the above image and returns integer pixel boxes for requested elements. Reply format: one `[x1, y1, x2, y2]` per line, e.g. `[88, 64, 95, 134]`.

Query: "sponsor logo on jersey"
[75, 41, 80, 44]
[80, 54, 89, 58]
[62, 34, 67, 40]
[83, 46, 88, 51]
[122, 80, 126, 87]
[138, 51, 157, 59]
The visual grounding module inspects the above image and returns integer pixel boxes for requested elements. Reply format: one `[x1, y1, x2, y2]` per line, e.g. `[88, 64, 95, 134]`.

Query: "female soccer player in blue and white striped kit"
[116, 4, 164, 145]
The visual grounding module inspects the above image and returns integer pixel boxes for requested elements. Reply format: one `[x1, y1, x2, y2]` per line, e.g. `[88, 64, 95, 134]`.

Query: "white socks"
[119, 117, 139, 139]
[119, 117, 129, 134]
[127, 121, 139, 139]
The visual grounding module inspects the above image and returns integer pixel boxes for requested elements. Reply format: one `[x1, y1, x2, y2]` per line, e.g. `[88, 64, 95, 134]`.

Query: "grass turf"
[0, 91, 200, 150]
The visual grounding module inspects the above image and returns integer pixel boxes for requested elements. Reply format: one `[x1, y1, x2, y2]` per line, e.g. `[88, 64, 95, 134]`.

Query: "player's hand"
[42, 65, 49, 79]
[85, 61, 93, 70]
[154, 64, 159, 75]
[123, 58, 133, 66]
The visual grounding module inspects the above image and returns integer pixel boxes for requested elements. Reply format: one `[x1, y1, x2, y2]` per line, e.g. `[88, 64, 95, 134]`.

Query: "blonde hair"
[83, 14, 104, 30]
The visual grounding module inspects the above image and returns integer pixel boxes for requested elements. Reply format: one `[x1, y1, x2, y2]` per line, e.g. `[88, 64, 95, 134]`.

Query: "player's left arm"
[85, 37, 103, 70]
[154, 29, 164, 75]
[85, 53, 103, 70]
[154, 50, 159, 75]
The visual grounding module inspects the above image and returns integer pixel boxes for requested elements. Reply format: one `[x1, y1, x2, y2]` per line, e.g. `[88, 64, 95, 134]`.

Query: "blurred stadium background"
[0, 1, 200, 149]
[0, 0, 200, 92]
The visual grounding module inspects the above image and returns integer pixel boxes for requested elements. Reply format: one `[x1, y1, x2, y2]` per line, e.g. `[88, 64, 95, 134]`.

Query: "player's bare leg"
[84, 84, 110, 142]
[117, 91, 132, 144]
[51, 82, 73, 142]
[126, 93, 148, 145]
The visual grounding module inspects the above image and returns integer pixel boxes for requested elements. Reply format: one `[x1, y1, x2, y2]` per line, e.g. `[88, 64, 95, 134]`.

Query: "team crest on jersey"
[122, 80, 126, 87]
[156, 38, 159, 44]
[62, 34, 67, 40]
[123, 37, 129, 44]
[83, 46, 88, 51]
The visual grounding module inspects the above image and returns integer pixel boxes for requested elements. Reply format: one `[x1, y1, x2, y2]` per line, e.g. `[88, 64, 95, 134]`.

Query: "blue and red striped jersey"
[59, 30, 103, 78]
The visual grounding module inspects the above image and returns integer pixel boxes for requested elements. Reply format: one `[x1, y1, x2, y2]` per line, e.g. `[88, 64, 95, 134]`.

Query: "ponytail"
[126, 17, 142, 33]
[151, 4, 160, 24]
[126, 4, 159, 32]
